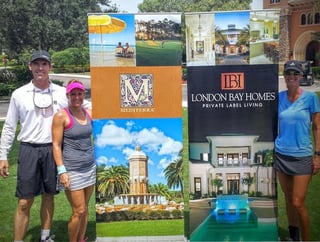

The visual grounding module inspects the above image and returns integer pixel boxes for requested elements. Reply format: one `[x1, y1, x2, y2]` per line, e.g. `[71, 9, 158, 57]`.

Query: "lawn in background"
[136, 40, 182, 66]
[96, 220, 184, 237]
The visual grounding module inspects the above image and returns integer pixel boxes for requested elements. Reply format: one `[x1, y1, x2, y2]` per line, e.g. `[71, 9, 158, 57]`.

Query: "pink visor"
[66, 82, 85, 94]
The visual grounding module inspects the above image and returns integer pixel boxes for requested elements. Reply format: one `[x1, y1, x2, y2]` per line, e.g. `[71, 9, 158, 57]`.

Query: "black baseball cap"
[30, 50, 51, 63]
[284, 60, 303, 73]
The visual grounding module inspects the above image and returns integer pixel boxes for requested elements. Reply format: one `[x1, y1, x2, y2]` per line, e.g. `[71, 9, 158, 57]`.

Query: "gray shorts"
[57, 164, 96, 191]
[273, 152, 313, 175]
[16, 142, 58, 198]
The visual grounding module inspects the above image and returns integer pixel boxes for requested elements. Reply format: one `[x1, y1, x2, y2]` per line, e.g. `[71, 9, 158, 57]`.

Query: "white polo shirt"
[0, 81, 68, 160]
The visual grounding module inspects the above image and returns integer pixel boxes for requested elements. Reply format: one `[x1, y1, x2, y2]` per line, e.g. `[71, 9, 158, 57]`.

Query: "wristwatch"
[314, 151, 320, 156]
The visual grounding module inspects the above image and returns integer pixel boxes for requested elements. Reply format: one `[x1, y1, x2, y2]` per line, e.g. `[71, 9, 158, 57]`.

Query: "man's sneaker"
[40, 234, 55, 242]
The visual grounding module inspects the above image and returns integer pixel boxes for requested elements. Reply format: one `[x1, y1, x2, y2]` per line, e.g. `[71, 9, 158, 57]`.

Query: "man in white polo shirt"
[0, 50, 90, 242]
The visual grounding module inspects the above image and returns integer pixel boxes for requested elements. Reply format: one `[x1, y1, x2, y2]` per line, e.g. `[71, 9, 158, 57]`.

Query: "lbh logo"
[221, 73, 244, 90]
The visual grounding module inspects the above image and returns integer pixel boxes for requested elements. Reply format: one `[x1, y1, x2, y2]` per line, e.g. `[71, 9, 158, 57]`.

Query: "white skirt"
[58, 164, 96, 191]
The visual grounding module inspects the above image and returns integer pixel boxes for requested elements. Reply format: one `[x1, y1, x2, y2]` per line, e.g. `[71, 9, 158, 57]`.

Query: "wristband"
[315, 151, 320, 156]
[57, 165, 67, 175]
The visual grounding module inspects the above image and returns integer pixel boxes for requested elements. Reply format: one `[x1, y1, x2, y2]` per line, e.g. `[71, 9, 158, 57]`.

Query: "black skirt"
[273, 152, 313, 175]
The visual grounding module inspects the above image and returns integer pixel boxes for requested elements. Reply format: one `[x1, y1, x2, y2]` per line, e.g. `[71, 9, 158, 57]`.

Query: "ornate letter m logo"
[120, 74, 154, 107]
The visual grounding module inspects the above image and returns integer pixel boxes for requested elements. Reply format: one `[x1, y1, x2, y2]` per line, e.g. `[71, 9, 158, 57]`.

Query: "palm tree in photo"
[263, 149, 274, 196]
[215, 26, 229, 48]
[97, 165, 130, 199]
[148, 183, 171, 200]
[212, 178, 223, 196]
[164, 149, 184, 197]
[238, 24, 250, 48]
[241, 174, 254, 194]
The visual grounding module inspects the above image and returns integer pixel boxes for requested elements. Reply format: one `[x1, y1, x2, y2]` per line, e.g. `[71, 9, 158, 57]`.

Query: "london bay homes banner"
[88, 13, 184, 240]
[185, 10, 280, 241]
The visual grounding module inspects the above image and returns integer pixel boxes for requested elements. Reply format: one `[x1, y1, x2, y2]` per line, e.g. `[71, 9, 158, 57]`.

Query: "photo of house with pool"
[187, 63, 279, 241]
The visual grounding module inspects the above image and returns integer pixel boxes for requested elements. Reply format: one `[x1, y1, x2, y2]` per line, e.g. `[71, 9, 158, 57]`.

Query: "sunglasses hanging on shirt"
[33, 89, 53, 115]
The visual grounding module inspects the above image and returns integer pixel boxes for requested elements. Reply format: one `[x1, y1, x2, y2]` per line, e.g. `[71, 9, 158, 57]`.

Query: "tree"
[164, 149, 184, 197]
[263, 150, 274, 167]
[241, 174, 254, 194]
[148, 183, 172, 200]
[238, 24, 250, 45]
[0, 0, 117, 57]
[212, 178, 223, 195]
[138, 0, 251, 13]
[97, 165, 130, 199]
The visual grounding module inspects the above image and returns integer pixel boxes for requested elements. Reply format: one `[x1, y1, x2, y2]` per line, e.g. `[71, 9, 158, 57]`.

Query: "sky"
[93, 118, 183, 187]
[89, 14, 136, 47]
[111, 0, 144, 13]
[215, 11, 250, 30]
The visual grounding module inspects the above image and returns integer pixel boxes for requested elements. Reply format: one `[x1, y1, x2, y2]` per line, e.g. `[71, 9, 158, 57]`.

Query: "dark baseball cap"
[284, 60, 303, 73]
[30, 50, 51, 63]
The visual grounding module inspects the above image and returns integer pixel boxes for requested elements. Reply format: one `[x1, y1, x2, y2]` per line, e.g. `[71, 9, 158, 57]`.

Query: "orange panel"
[91, 66, 182, 119]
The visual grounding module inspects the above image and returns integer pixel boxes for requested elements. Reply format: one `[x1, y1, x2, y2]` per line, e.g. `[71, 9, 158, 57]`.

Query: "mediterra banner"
[88, 13, 184, 241]
[185, 10, 280, 241]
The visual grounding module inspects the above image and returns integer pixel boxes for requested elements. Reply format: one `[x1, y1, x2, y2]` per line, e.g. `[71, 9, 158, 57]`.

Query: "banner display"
[88, 13, 184, 241]
[185, 10, 280, 241]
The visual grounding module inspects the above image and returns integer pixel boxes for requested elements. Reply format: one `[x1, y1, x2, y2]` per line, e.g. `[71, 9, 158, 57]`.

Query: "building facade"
[263, 0, 320, 66]
[189, 135, 276, 199]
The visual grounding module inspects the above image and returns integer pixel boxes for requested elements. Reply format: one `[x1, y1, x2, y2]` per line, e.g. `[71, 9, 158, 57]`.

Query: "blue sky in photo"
[93, 118, 183, 186]
[215, 11, 250, 30]
[89, 14, 136, 47]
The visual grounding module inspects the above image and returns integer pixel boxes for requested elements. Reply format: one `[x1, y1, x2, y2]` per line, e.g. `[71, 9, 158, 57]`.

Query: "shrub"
[124, 210, 135, 220]
[110, 211, 125, 221]
[171, 209, 183, 219]
[0, 69, 17, 96]
[134, 210, 147, 220]
[159, 210, 171, 219]
[312, 66, 320, 78]
[51, 79, 64, 86]
[52, 47, 89, 73]
[255, 191, 263, 197]
[11, 65, 32, 84]
[96, 213, 107, 222]
[104, 212, 113, 222]
[0, 65, 38, 96]
[147, 210, 161, 220]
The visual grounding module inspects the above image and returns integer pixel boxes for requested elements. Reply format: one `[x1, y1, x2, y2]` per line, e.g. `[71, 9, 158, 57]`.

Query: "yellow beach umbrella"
[88, 15, 126, 63]
[88, 15, 126, 34]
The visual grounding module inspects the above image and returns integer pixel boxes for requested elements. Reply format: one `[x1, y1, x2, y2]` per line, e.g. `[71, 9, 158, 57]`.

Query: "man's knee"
[17, 198, 34, 213]
[41, 194, 54, 208]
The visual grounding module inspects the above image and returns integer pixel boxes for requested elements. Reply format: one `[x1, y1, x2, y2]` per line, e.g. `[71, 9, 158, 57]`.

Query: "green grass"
[276, 175, 320, 241]
[136, 40, 182, 66]
[96, 220, 184, 237]
[1, 107, 320, 241]
[0, 122, 96, 242]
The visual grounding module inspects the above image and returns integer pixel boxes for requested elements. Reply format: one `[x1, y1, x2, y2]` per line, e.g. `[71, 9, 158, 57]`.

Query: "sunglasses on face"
[284, 71, 301, 76]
